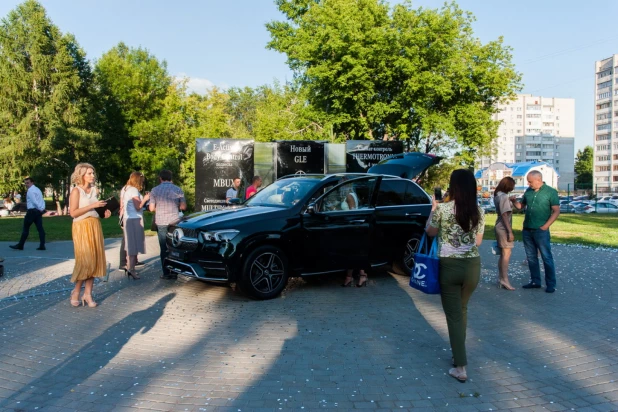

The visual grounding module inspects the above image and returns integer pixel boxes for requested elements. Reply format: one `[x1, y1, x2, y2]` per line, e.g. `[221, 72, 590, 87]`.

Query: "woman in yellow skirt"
[69, 163, 112, 308]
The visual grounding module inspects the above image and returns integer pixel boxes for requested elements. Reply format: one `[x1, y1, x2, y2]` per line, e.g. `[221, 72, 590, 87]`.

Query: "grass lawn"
[483, 213, 618, 248]
[0, 212, 156, 242]
[1, 211, 617, 248]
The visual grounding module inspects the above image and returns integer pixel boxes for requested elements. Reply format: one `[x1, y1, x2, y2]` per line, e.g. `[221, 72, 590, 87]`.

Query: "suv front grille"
[167, 226, 199, 251]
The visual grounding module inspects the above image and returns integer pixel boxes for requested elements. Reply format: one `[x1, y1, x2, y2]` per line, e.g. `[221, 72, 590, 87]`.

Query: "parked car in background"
[559, 203, 575, 213]
[164, 153, 441, 299]
[609, 195, 618, 205]
[575, 202, 618, 214]
[479, 198, 496, 213]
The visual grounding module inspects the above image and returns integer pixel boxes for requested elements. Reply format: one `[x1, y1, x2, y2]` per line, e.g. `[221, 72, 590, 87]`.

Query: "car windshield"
[245, 178, 320, 208]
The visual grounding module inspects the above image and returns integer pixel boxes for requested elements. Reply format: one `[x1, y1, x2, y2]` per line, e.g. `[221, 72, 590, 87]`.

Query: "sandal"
[70, 290, 81, 307]
[449, 367, 467, 383]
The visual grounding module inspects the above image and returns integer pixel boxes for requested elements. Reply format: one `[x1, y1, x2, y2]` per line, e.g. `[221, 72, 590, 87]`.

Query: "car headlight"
[200, 229, 240, 243]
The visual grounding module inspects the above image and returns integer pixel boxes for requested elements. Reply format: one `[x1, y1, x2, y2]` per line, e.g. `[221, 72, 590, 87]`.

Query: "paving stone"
[0, 240, 617, 410]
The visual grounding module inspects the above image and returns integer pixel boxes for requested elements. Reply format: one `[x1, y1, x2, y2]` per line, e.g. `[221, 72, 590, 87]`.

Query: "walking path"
[0, 239, 617, 411]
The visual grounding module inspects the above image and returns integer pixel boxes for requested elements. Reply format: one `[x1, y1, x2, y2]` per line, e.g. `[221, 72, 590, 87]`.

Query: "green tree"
[267, 0, 522, 163]
[574, 146, 593, 188]
[228, 82, 329, 141]
[0, 0, 97, 196]
[93, 42, 172, 188]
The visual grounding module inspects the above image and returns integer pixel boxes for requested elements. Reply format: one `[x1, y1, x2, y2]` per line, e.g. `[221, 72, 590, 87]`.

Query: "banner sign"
[195, 139, 254, 211]
[276, 141, 325, 177]
[346, 140, 404, 173]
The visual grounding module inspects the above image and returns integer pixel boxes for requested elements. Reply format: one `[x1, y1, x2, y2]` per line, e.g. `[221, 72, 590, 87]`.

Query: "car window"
[318, 177, 378, 212]
[377, 180, 406, 206]
[404, 181, 430, 205]
[246, 179, 318, 208]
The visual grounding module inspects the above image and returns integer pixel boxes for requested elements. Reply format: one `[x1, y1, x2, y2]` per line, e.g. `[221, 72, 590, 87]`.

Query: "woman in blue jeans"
[426, 169, 485, 383]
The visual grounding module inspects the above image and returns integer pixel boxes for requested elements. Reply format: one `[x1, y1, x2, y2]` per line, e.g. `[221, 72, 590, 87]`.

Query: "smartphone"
[434, 187, 443, 202]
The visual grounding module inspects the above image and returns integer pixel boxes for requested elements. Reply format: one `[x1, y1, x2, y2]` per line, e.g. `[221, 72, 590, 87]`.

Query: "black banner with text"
[195, 139, 254, 211]
[346, 140, 404, 173]
[276, 141, 325, 177]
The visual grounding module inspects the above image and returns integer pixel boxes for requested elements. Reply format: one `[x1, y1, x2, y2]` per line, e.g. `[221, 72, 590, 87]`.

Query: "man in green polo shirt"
[510, 170, 560, 293]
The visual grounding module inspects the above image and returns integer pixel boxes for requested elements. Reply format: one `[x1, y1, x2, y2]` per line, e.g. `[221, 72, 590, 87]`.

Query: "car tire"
[240, 245, 289, 300]
[391, 232, 423, 276]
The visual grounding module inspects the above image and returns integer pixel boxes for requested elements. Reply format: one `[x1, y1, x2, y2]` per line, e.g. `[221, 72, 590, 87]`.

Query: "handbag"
[409, 232, 441, 294]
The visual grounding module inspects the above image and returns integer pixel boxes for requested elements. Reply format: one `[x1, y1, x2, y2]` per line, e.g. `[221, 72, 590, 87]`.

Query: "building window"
[597, 69, 612, 78]
[597, 102, 611, 110]
[597, 155, 610, 161]
[598, 92, 611, 100]
[597, 134, 611, 141]
[597, 144, 610, 151]
[598, 80, 613, 89]
[597, 123, 611, 131]
[597, 112, 612, 120]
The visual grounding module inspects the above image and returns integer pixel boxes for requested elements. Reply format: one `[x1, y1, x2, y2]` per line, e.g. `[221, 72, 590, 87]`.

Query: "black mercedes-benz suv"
[165, 152, 441, 299]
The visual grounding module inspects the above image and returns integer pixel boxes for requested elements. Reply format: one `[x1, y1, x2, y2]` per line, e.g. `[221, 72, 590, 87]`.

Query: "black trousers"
[18, 209, 45, 248]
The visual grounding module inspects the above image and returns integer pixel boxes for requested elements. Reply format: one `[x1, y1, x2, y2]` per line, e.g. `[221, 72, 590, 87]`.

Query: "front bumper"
[165, 244, 231, 283]
[164, 257, 229, 282]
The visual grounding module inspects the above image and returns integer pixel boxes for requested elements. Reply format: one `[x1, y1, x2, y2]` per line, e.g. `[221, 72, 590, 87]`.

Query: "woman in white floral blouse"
[425, 169, 485, 383]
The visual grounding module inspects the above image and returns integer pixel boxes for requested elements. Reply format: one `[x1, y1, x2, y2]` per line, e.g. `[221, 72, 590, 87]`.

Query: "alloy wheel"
[403, 237, 421, 271]
[249, 252, 285, 293]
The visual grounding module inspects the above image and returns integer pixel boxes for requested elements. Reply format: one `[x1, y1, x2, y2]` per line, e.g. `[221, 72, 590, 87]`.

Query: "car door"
[372, 179, 431, 270]
[301, 176, 379, 273]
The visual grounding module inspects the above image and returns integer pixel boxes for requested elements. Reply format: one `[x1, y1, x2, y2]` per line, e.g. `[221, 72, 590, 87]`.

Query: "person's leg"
[439, 258, 467, 367]
[15, 209, 36, 247]
[498, 248, 514, 288]
[460, 257, 481, 344]
[535, 229, 556, 289]
[33, 210, 45, 248]
[522, 230, 541, 285]
[157, 225, 169, 274]
[71, 280, 83, 305]
[357, 269, 368, 287]
[82, 278, 97, 307]
[343, 269, 353, 286]
[119, 235, 127, 270]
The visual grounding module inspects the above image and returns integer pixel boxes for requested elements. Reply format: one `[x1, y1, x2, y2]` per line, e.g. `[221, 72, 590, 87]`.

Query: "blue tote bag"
[409, 233, 441, 294]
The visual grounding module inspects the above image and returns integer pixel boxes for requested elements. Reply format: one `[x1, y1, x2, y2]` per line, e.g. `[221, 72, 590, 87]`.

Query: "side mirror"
[228, 198, 241, 205]
[305, 203, 316, 215]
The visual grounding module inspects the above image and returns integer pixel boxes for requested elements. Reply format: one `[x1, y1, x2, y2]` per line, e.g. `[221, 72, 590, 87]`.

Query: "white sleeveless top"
[341, 192, 359, 210]
[73, 186, 100, 222]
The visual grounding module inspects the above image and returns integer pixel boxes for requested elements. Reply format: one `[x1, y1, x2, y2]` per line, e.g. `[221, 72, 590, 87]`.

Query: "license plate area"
[169, 250, 186, 260]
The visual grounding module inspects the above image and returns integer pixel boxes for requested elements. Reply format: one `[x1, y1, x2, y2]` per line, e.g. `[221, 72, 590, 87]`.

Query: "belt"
[523, 227, 538, 231]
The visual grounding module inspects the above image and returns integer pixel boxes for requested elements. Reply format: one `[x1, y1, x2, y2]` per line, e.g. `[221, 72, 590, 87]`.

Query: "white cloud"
[174, 73, 216, 95]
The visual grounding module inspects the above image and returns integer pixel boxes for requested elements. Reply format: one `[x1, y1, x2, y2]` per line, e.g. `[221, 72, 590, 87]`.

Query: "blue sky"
[1, 0, 616, 152]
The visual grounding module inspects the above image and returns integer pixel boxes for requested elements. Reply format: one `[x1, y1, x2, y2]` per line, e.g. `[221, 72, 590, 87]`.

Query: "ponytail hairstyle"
[448, 169, 480, 233]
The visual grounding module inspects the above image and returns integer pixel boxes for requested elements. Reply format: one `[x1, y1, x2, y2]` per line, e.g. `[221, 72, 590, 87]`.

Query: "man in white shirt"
[10, 177, 46, 251]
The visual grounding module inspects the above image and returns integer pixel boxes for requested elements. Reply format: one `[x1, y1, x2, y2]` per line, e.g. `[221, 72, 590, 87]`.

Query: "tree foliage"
[267, 0, 522, 164]
[574, 146, 593, 187]
[0, 0, 97, 195]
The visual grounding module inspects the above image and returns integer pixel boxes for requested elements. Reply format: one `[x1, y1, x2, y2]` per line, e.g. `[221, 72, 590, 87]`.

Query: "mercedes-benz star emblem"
[172, 228, 184, 247]
[294, 170, 306, 176]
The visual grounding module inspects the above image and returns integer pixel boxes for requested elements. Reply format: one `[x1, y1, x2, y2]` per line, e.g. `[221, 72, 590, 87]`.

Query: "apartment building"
[478, 94, 575, 189]
[594, 55, 618, 192]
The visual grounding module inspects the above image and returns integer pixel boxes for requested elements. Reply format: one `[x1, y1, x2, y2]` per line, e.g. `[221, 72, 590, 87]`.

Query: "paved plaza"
[0, 237, 617, 411]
